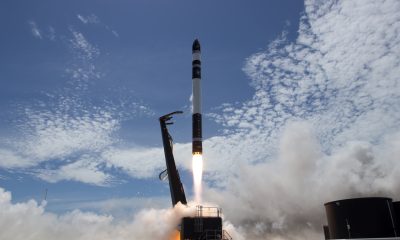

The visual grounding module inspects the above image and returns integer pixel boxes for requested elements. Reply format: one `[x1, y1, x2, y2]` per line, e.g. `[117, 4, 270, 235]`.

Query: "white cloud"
[111, 30, 119, 38]
[7, 90, 121, 185]
[37, 156, 112, 186]
[70, 29, 100, 60]
[47, 26, 56, 40]
[28, 21, 42, 39]
[77, 15, 88, 24]
[77, 14, 100, 25]
[20, 108, 118, 161]
[0, 148, 34, 168]
[105, 25, 120, 38]
[103, 147, 164, 179]
[27, 22, 57, 41]
[100, 141, 195, 180]
[0, 27, 152, 185]
[206, 0, 400, 174]
[77, 14, 119, 38]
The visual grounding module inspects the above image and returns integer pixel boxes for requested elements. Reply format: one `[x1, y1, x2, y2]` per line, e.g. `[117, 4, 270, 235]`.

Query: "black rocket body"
[192, 39, 202, 155]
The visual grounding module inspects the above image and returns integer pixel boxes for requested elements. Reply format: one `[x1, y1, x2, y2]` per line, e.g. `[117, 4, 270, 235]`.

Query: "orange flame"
[169, 230, 180, 240]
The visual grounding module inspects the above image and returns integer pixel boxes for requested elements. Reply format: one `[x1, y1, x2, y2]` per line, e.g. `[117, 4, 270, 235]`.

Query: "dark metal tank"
[393, 201, 400, 231]
[324, 197, 398, 239]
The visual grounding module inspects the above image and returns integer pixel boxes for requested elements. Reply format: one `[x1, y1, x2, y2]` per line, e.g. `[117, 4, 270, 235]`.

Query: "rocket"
[192, 39, 202, 155]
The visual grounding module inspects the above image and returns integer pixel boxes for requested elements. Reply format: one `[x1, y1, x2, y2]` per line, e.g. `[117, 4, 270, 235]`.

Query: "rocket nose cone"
[192, 39, 200, 52]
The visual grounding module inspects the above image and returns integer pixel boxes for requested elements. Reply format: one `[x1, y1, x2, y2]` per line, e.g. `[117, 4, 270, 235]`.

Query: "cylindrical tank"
[393, 201, 400, 231]
[324, 197, 398, 239]
[323, 225, 330, 239]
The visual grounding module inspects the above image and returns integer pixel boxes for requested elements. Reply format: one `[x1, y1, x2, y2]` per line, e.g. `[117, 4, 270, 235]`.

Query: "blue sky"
[1, 0, 400, 239]
[0, 0, 303, 204]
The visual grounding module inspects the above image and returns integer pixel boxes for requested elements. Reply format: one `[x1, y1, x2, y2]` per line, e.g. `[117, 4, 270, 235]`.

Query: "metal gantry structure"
[159, 111, 187, 207]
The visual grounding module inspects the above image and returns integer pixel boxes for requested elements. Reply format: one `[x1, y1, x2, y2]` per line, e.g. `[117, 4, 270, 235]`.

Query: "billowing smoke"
[204, 123, 400, 239]
[0, 187, 198, 240]
[0, 187, 246, 240]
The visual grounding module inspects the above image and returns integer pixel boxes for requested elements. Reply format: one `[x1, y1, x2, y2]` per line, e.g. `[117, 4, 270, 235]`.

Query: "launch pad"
[180, 206, 232, 240]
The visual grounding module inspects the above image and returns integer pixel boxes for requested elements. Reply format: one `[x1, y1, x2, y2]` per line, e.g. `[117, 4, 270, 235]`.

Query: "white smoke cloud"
[204, 123, 400, 239]
[0, 187, 201, 240]
[51, 196, 170, 219]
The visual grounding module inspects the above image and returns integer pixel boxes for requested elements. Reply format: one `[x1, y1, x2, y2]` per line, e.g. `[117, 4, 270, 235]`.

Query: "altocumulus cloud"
[0, 25, 152, 185]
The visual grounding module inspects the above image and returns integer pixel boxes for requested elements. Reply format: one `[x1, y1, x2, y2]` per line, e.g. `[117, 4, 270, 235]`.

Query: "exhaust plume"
[192, 154, 203, 203]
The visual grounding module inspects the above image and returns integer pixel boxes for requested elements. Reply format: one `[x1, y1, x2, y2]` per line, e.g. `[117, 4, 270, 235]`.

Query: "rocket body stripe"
[192, 39, 203, 155]
[193, 78, 201, 114]
[192, 52, 201, 61]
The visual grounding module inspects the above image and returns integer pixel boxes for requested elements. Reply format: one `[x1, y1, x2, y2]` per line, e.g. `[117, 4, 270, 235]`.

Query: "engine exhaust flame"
[169, 230, 180, 240]
[192, 153, 203, 204]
